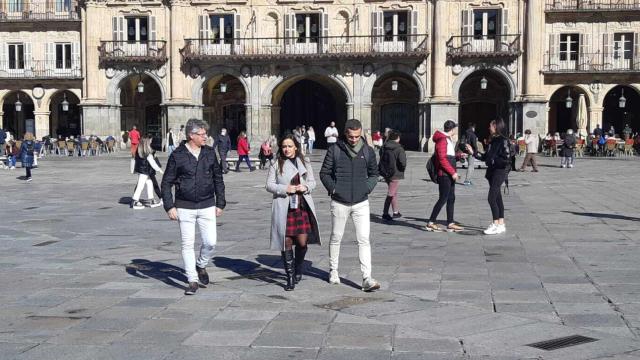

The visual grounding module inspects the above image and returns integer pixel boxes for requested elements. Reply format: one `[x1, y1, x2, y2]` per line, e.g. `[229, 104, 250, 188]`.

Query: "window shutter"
[321, 12, 329, 52]
[149, 16, 157, 41]
[24, 42, 32, 70]
[72, 41, 80, 74]
[603, 33, 613, 69]
[462, 9, 473, 37]
[112, 17, 119, 40]
[234, 13, 241, 47]
[579, 33, 590, 69]
[548, 33, 558, 67]
[285, 13, 295, 45]
[112, 16, 124, 41]
[0, 43, 5, 71]
[410, 10, 418, 48]
[45, 42, 53, 68]
[634, 32, 639, 69]
[501, 8, 508, 36]
[371, 11, 382, 44]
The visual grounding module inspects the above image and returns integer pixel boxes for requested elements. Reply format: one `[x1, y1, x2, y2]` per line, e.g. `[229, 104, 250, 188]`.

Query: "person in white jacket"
[518, 129, 539, 172]
[324, 122, 338, 146]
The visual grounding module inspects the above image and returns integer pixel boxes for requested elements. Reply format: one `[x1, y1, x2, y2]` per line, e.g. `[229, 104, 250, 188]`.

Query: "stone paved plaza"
[1, 151, 640, 360]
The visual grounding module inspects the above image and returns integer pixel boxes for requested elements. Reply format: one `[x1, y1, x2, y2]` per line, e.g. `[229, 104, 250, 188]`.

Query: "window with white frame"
[210, 14, 234, 44]
[126, 17, 148, 43]
[559, 34, 579, 61]
[473, 9, 498, 39]
[295, 13, 320, 43]
[8, 0, 23, 12]
[383, 11, 408, 42]
[614, 33, 633, 60]
[8, 44, 25, 69]
[56, 43, 72, 69]
[55, 0, 71, 12]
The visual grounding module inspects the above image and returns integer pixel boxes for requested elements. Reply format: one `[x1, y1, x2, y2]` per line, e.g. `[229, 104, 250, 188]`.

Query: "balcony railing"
[545, 0, 640, 11]
[181, 34, 429, 63]
[0, 0, 79, 21]
[446, 34, 522, 59]
[0, 59, 81, 79]
[543, 51, 640, 73]
[99, 40, 168, 65]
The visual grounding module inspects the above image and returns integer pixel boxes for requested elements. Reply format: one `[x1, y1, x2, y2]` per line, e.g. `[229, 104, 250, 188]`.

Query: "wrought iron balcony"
[542, 51, 640, 73]
[545, 0, 640, 12]
[181, 34, 429, 63]
[446, 34, 522, 59]
[0, 59, 81, 79]
[99, 41, 168, 66]
[0, 0, 79, 21]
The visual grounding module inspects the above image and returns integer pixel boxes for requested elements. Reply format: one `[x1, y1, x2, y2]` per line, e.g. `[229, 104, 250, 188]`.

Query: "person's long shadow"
[254, 254, 362, 291]
[563, 211, 640, 222]
[371, 215, 426, 231]
[213, 256, 285, 288]
[125, 259, 187, 290]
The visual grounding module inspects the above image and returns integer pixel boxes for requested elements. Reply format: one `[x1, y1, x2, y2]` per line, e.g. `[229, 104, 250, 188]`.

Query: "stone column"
[165, 104, 202, 134]
[269, 105, 280, 136]
[588, 106, 603, 133]
[82, 104, 120, 137]
[359, 102, 372, 132]
[428, 102, 458, 152]
[168, 0, 192, 102]
[34, 111, 50, 138]
[431, 0, 447, 99]
[524, 0, 544, 98]
[0, 111, 4, 129]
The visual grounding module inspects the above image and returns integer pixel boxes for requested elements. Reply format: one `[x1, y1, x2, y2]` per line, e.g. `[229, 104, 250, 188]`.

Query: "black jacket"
[319, 139, 378, 205]
[466, 128, 478, 153]
[134, 151, 160, 176]
[215, 134, 231, 152]
[562, 134, 576, 157]
[378, 140, 407, 180]
[161, 144, 226, 211]
[475, 135, 510, 179]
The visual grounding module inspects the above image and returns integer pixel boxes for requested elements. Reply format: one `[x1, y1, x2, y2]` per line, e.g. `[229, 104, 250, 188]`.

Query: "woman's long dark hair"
[492, 118, 507, 138]
[277, 134, 305, 175]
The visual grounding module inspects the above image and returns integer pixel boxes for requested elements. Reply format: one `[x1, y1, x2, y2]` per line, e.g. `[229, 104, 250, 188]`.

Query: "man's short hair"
[185, 119, 209, 138]
[525, 129, 531, 135]
[443, 120, 457, 132]
[388, 130, 401, 141]
[344, 119, 362, 132]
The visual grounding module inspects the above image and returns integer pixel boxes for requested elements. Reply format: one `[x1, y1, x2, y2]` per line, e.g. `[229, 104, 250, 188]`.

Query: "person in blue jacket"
[20, 132, 36, 182]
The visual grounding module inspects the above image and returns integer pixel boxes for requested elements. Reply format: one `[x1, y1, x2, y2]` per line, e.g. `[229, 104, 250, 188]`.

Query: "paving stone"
[252, 331, 324, 348]
[317, 348, 391, 360]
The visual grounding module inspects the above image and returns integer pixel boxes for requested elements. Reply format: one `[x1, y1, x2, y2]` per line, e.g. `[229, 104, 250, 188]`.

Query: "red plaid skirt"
[286, 202, 312, 236]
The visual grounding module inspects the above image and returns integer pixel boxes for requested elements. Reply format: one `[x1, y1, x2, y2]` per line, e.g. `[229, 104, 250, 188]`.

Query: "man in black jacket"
[320, 119, 380, 292]
[161, 119, 226, 295]
[215, 128, 231, 174]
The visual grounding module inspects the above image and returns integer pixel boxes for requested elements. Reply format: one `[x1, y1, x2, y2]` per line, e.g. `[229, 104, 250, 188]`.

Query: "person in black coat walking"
[215, 128, 231, 174]
[378, 130, 407, 221]
[20, 132, 36, 182]
[467, 118, 511, 235]
[462, 123, 478, 186]
[561, 129, 576, 168]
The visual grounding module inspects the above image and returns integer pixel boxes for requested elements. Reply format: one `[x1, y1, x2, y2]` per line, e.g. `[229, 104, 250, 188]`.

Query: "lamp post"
[137, 76, 144, 93]
[391, 80, 398, 92]
[15, 94, 22, 112]
[480, 77, 488, 90]
[61, 93, 69, 112]
[220, 82, 227, 93]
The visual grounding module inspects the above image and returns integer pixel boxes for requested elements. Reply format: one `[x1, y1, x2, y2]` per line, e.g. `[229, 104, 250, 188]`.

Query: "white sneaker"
[362, 277, 381, 292]
[497, 224, 506, 234]
[483, 223, 500, 235]
[561, 165, 566, 168]
[148, 199, 162, 208]
[329, 270, 341, 285]
[568, 164, 574, 168]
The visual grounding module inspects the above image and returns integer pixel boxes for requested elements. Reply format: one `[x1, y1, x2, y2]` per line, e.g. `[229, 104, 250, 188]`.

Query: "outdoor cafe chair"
[605, 141, 618, 157]
[66, 141, 76, 156]
[57, 141, 67, 156]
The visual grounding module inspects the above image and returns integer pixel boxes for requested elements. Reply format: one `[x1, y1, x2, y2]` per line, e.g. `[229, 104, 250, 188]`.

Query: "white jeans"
[177, 206, 217, 283]
[329, 200, 372, 280]
[132, 174, 154, 201]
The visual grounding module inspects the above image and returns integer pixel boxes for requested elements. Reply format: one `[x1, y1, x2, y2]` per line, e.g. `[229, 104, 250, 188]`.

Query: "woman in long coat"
[266, 134, 321, 291]
[20, 132, 36, 182]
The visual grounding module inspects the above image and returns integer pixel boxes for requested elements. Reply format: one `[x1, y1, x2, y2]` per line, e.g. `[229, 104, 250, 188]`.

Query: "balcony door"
[294, 13, 320, 54]
[126, 17, 148, 56]
[210, 14, 233, 54]
[613, 33, 633, 70]
[7, 0, 23, 19]
[6, 43, 30, 76]
[472, 9, 498, 52]
[55, 0, 71, 14]
[559, 34, 579, 71]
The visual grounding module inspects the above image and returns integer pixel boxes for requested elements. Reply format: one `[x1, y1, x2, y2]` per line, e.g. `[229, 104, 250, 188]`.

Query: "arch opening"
[2, 91, 35, 138]
[372, 72, 420, 150]
[119, 74, 163, 139]
[459, 70, 511, 142]
[602, 85, 640, 138]
[203, 74, 247, 147]
[548, 86, 590, 136]
[49, 91, 81, 139]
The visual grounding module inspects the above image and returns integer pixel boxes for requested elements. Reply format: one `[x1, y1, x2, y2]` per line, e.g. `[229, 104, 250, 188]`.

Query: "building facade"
[0, 0, 638, 149]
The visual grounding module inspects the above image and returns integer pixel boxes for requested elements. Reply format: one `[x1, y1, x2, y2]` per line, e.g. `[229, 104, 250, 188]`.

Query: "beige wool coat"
[266, 157, 321, 251]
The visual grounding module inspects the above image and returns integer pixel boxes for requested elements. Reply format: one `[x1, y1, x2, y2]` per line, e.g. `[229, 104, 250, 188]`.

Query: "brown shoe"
[184, 282, 198, 295]
[447, 223, 464, 232]
[424, 222, 442, 232]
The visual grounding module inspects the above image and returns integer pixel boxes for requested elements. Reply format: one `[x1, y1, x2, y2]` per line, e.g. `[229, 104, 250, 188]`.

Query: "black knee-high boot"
[294, 246, 307, 284]
[383, 196, 393, 216]
[281, 250, 295, 291]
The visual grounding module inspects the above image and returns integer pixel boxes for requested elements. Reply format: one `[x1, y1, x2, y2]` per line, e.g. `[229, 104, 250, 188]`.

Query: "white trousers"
[329, 200, 372, 280]
[177, 206, 217, 283]
[132, 174, 153, 201]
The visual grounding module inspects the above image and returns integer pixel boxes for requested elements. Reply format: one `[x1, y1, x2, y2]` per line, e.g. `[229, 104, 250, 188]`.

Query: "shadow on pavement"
[119, 196, 133, 205]
[214, 256, 286, 288]
[563, 211, 640, 222]
[371, 214, 426, 231]
[125, 259, 187, 290]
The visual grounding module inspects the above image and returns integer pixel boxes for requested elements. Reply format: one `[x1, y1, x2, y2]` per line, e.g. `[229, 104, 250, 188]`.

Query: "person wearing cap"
[425, 120, 467, 232]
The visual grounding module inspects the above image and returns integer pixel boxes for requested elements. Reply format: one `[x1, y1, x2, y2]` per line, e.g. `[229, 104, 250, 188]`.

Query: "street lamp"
[220, 82, 227, 93]
[15, 94, 22, 112]
[61, 93, 69, 112]
[137, 76, 144, 93]
[565, 89, 573, 109]
[619, 88, 626, 108]
[391, 80, 398, 91]
[480, 77, 488, 90]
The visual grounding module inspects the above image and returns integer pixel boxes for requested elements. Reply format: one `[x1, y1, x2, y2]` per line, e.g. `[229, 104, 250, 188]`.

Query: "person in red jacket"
[235, 131, 255, 172]
[129, 125, 141, 173]
[425, 120, 467, 232]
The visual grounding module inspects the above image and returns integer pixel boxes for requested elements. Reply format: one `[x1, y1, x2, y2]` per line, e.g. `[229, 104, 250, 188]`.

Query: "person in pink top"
[235, 131, 255, 172]
[128, 125, 141, 173]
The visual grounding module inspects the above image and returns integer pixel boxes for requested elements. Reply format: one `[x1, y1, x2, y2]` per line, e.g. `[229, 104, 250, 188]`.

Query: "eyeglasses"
[193, 132, 207, 137]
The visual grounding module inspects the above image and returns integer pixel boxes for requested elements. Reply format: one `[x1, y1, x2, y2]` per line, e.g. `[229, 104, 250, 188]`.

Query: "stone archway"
[202, 74, 247, 147]
[2, 90, 35, 138]
[119, 73, 164, 139]
[371, 72, 421, 150]
[602, 85, 640, 137]
[548, 85, 590, 136]
[271, 74, 349, 149]
[49, 91, 81, 138]
[458, 69, 512, 142]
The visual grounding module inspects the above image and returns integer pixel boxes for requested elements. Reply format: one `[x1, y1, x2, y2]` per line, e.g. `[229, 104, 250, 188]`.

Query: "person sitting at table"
[553, 132, 561, 141]
[544, 133, 552, 141]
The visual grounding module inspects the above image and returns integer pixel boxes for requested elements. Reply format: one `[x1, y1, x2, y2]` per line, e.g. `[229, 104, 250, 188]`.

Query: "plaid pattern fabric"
[286, 205, 312, 236]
